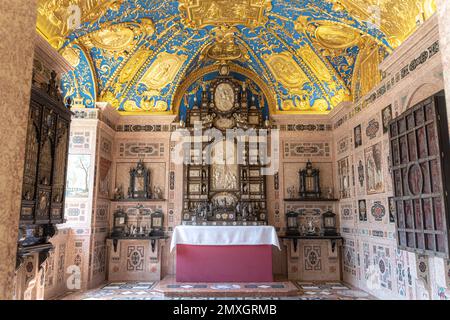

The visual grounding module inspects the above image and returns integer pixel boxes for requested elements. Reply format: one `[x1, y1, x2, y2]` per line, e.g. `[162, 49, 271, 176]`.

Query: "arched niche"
[172, 64, 278, 116]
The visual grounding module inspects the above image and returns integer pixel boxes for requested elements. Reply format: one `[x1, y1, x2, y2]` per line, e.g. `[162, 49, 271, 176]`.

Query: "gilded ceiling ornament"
[263, 52, 309, 89]
[206, 26, 246, 61]
[118, 48, 153, 84]
[296, 46, 333, 83]
[139, 52, 188, 93]
[61, 46, 81, 67]
[82, 20, 154, 52]
[314, 23, 360, 50]
[337, 0, 436, 48]
[179, 0, 272, 28]
[37, 0, 124, 49]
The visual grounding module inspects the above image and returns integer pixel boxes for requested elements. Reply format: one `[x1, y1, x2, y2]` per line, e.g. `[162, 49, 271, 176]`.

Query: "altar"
[171, 226, 280, 282]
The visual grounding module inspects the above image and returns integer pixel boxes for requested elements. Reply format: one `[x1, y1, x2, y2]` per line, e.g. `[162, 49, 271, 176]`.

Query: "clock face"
[214, 83, 235, 112]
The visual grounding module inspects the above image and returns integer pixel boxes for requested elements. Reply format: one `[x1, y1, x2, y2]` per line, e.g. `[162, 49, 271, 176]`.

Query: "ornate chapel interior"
[1, 0, 450, 300]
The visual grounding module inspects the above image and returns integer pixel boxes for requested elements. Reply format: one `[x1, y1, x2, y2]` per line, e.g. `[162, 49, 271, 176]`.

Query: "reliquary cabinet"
[182, 75, 268, 225]
[18, 72, 72, 265]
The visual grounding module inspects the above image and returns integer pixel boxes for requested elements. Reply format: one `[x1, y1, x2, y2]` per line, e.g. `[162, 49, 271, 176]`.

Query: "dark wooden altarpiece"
[182, 74, 268, 225]
[17, 73, 72, 267]
[389, 91, 450, 257]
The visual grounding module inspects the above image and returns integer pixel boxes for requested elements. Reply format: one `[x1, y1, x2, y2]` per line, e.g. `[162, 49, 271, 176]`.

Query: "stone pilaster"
[0, 0, 38, 300]
[437, 1, 450, 114]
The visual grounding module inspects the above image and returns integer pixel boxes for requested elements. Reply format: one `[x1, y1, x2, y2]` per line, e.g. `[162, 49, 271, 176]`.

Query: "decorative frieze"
[283, 142, 331, 158]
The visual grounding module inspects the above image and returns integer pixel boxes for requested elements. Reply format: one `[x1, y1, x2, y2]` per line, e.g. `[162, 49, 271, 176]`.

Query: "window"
[389, 92, 450, 257]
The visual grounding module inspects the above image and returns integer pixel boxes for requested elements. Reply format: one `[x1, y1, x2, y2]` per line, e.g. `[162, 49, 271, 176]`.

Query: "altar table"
[170, 226, 280, 282]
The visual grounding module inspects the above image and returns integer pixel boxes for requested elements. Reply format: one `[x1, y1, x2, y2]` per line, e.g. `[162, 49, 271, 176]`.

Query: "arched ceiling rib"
[36, 0, 437, 114]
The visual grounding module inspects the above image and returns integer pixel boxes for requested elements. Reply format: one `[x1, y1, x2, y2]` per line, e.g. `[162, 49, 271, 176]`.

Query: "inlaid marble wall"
[330, 14, 450, 300]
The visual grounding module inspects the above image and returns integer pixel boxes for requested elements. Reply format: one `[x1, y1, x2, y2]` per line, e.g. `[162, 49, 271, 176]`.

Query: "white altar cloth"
[170, 225, 280, 252]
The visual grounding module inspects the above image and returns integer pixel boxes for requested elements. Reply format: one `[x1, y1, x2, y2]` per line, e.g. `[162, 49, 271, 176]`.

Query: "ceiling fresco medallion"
[61, 46, 81, 67]
[82, 19, 155, 52]
[139, 52, 188, 94]
[179, 0, 272, 28]
[263, 52, 308, 90]
[314, 23, 361, 50]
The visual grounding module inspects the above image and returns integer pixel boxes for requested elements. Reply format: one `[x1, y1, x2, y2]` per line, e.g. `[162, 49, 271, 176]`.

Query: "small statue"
[153, 186, 163, 199]
[307, 219, 316, 235]
[287, 186, 296, 199]
[114, 185, 124, 200]
[47, 70, 60, 100]
[202, 113, 216, 129]
[233, 113, 248, 129]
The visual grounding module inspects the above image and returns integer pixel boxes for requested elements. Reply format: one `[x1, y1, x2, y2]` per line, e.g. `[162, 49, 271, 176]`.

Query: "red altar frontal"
[171, 226, 280, 282]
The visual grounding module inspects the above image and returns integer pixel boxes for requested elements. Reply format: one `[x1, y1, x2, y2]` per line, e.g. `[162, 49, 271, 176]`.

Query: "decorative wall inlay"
[337, 136, 350, 155]
[363, 242, 370, 280]
[96, 202, 109, 223]
[100, 137, 112, 155]
[354, 125, 362, 148]
[395, 249, 408, 297]
[365, 142, 383, 194]
[343, 239, 356, 276]
[64, 202, 87, 223]
[358, 200, 367, 222]
[169, 171, 175, 190]
[365, 119, 380, 139]
[338, 157, 351, 199]
[57, 244, 66, 284]
[127, 246, 144, 271]
[116, 124, 173, 132]
[71, 109, 98, 119]
[373, 245, 392, 290]
[357, 160, 364, 188]
[341, 204, 353, 221]
[69, 131, 92, 151]
[283, 142, 330, 158]
[371, 201, 386, 222]
[279, 124, 332, 132]
[417, 255, 430, 288]
[93, 241, 106, 276]
[118, 142, 164, 158]
[45, 251, 55, 287]
[274, 173, 279, 190]
[304, 246, 322, 271]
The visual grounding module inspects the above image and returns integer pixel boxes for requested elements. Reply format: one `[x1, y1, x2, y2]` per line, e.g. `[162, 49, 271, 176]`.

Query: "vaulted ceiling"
[36, 0, 436, 114]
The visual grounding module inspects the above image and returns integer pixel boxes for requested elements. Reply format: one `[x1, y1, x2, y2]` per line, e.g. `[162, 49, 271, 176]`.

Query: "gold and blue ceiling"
[36, 0, 436, 114]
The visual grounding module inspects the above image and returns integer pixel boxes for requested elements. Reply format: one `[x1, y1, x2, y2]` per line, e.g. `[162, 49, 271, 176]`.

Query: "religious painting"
[210, 139, 238, 191]
[359, 199, 367, 221]
[354, 125, 362, 148]
[66, 154, 91, 198]
[214, 82, 235, 112]
[211, 164, 238, 191]
[365, 143, 384, 194]
[337, 157, 351, 199]
[382, 105, 393, 134]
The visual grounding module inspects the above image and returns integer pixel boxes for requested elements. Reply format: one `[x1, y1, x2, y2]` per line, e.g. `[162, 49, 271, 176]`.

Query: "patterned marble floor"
[61, 277, 375, 300]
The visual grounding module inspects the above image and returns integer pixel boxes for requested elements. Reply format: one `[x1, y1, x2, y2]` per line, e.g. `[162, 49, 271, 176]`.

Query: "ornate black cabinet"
[17, 76, 72, 264]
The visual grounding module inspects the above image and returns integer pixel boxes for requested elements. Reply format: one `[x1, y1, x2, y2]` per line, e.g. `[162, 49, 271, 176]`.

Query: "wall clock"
[214, 82, 235, 112]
